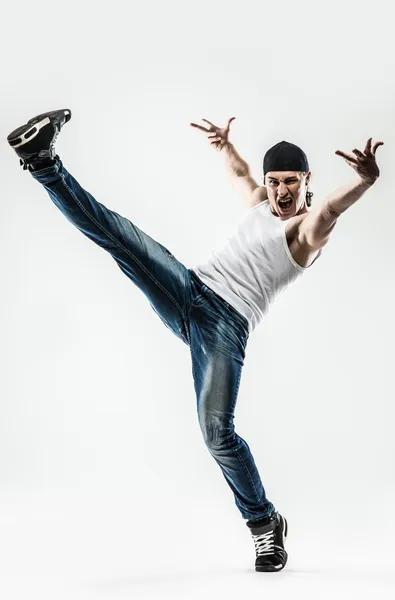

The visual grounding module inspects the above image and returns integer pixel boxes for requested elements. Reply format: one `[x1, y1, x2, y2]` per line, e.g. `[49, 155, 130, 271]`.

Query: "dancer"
[7, 110, 382, 572]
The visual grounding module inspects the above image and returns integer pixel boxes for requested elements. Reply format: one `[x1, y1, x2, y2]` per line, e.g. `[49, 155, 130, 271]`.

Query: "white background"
[1, 0, 394, 598]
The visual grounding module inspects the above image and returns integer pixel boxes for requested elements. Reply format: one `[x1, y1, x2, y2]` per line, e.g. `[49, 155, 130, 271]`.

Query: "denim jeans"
[31, 159, 274, 521]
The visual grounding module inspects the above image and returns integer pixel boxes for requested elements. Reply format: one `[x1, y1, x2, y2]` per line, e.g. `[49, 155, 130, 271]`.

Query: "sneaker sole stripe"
[9, 117, 51, 148]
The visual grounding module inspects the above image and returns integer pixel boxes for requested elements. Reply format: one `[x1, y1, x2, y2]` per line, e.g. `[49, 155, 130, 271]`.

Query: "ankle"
[21, 158, 56, 171]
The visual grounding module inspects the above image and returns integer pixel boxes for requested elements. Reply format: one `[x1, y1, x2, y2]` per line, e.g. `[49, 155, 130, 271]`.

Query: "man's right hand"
[190, 117, 236, 151]
[189, 116, 267, 208]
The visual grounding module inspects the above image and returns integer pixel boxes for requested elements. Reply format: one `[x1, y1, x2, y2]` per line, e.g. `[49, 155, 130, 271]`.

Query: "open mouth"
[278, 198, 293, 211]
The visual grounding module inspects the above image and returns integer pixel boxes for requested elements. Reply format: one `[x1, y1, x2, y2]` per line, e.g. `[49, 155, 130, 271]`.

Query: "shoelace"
[252, 530, 275, 556]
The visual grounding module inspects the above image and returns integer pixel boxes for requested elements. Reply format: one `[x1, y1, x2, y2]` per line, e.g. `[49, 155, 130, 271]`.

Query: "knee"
[199, 412, 235, 452]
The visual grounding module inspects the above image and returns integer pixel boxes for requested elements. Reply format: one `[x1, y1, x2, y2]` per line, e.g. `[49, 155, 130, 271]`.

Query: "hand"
[190, 117, 235, 151]
[335, 138, 384, 185]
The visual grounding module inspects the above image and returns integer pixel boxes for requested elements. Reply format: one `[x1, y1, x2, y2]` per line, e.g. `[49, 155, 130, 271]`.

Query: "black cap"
[263, 141, 309, 175]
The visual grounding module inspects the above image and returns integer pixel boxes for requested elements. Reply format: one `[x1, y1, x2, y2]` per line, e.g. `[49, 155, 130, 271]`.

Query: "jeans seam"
[190, 334, 261, 506]
[231, 363, 262, 504]
[58, 174, 187, 319]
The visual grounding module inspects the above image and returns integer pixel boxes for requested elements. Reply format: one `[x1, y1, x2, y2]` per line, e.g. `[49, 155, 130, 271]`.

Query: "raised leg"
[31, 159, 191, 343]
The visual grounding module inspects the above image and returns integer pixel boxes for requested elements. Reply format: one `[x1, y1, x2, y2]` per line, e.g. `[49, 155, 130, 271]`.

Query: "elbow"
[234, 166, 251, 178]
[324, 202, 341, 219]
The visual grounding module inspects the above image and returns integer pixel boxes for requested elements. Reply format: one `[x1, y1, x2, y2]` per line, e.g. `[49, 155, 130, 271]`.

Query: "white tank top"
[192, 200, 320, 333]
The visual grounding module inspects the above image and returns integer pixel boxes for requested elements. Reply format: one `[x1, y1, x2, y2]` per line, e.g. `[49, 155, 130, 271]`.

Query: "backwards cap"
[263, 141, 309, 175]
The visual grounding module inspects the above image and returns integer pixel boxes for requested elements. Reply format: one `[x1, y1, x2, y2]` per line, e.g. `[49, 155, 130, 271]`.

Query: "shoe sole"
[7, 109, 71, 148]
[255, 551, 288, 572]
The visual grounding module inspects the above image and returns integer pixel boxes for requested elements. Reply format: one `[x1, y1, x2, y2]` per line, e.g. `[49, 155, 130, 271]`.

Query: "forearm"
[222, 142, 252, 178]
[324, 177, 374, 215]
[301, 177, 375, 249]
[221, 142, 267, 206]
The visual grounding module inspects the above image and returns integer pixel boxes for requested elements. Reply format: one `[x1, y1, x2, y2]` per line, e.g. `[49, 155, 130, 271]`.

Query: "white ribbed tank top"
[192, 200, 319, 333]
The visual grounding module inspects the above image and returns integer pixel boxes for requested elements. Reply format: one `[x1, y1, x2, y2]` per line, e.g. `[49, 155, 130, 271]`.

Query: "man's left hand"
[335, 138, 384, 185]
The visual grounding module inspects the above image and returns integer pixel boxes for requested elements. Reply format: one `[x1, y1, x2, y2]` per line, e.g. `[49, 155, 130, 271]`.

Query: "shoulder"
[285, 212, 308, 242]
[248, 186, 268, 208]
[285, 212, 321, 268]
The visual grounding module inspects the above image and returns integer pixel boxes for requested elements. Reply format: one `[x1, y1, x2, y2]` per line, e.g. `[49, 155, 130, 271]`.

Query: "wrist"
[222, 141, 232, 153]
[359, 175, 378, 188]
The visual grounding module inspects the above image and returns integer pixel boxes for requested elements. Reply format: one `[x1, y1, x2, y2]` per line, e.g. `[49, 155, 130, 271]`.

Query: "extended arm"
[190, 117, 267, 209]
[222, 141, 268, 208]
[298, 138, 383, 250]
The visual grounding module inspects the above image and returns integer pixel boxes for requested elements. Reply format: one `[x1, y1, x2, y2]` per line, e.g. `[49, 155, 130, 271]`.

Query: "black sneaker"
[7, 109, 71, 169]
[246, 511, 288, 572]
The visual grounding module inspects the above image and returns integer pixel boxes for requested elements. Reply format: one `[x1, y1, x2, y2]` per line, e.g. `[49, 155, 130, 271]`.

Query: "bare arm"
[298, 138, 383, 250]
[222, 142, 268, 208]
[190, 117, 267, 209]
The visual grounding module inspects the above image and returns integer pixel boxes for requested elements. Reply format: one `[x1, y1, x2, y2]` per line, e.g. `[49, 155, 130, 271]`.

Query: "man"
[7, 110, 382, 572]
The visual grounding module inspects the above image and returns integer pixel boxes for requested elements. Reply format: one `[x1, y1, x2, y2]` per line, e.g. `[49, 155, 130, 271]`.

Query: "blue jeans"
[31, 159, 274, 521]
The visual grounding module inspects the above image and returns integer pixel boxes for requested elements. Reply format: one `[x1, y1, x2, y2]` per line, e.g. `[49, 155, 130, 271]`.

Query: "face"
[265, 171, 311, 220]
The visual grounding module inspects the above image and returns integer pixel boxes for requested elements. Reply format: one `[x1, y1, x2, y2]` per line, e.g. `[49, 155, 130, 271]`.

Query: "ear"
[305, 171, 312, 185]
